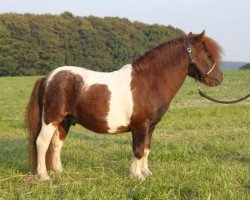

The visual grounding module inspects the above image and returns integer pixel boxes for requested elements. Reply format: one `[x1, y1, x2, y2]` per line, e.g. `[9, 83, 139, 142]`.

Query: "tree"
[239, 63, 250, 70]
[0, 12, 185, 76]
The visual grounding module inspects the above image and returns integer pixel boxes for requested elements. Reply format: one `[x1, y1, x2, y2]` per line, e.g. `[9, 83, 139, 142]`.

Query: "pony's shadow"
[0, 129, 132, 177]
[0, 137, 29, 174]
[62, 132, 132, 177]
[69, 130, 131, 146]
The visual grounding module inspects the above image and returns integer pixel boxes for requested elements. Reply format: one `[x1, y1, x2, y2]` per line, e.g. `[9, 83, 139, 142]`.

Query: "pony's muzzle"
[209, 75, 223, 87]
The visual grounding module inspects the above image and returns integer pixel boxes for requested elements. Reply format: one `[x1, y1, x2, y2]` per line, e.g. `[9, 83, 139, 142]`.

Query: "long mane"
[132, 35, 186, 71]
[132, 34, 222, 72]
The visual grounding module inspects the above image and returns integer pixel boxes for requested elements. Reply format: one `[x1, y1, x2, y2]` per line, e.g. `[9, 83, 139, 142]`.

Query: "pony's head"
[186, 31, 223, 87]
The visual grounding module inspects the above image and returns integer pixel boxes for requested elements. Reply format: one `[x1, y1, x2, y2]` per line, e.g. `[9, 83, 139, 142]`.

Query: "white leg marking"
[130, 157, 145, 180]
[51, 129, 63, 173]
[36, 121, 57, 180]
[130, 149, 152, 180]
[141, 149, 152, 177]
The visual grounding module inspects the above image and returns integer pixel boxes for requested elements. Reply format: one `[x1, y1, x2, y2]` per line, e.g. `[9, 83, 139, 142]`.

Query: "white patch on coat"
[47, 64, 134, 133]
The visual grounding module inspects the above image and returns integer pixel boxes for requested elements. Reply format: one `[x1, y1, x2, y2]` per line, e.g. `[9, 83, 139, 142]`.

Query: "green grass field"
[0, 71, 249, 199]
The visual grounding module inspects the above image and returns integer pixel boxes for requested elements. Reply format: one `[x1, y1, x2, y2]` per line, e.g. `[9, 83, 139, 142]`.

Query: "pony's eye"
[207, 55, 213, 59]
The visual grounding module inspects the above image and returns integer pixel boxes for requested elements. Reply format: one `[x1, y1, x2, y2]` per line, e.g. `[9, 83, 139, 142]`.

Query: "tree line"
[239, 63, 250, 70]
[0, 12, 184, 76]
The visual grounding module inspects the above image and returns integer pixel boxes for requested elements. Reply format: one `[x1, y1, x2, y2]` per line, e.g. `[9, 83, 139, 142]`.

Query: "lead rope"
[195, 80, 250, 104]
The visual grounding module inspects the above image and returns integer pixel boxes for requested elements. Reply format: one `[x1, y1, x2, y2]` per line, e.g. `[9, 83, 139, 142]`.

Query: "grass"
[0, 70, 249, 199]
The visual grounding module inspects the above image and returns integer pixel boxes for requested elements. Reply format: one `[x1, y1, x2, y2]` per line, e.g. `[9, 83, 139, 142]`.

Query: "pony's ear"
[195, 30, 205, 42]
[188, 32, 193, 36]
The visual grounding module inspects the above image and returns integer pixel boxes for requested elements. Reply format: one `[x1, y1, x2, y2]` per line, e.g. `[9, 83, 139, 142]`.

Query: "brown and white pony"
[26, 31, 223, 180]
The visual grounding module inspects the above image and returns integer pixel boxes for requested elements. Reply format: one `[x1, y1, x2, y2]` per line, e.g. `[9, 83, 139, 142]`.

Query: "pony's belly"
[76, 83, 133, 134]
[77, 111, 131, 134]
[106, 109, 132, 133]
[77, 115, 109, 133]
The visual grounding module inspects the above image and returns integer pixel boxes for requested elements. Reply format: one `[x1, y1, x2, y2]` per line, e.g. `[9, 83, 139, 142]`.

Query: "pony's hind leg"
[49, 117, 72, 173]
[36, 121, 57, 180]
[49, 129, 64, 173]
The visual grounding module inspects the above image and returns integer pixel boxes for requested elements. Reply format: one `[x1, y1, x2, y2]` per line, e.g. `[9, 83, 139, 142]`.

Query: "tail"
[26, 77, 46, 173]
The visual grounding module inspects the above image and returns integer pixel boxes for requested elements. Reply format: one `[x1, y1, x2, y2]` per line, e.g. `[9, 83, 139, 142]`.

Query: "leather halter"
[185, 40, 250, 104]
[186, 43, 216, 81]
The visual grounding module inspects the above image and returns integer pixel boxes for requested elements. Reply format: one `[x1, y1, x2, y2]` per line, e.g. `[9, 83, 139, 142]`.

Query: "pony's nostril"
[213, 77, 220, 83]
[210, 77, 221, 87]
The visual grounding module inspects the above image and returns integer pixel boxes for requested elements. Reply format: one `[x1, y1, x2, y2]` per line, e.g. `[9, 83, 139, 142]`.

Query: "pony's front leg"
[141, 149, 152, 177]
[130, 125, 149, 180]
[36, 122, 57, 180]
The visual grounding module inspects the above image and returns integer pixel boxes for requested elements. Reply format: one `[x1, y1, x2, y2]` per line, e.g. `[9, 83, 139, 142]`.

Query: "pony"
[26, 31, 223, 180]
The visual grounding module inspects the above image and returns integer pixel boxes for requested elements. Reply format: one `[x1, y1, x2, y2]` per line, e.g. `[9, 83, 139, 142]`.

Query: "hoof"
[141, 168, 152, 177]
[53, 168, 63, 174]
[130, 174, 145, 180]
[129, 172, 146, 180]
[39, 174, 50, 181]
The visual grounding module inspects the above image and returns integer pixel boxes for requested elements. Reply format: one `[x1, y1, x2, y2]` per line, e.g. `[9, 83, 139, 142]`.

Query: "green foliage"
[240, 63, 250, 70]
[0, 12, 184, 76]
[221, 61, 247, 70]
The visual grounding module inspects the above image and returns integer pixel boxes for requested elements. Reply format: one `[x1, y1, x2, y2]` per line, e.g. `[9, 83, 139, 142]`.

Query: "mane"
[132, 35, 186, 72]
[132, 34, 222, 72]
[201, 36, 222, 63]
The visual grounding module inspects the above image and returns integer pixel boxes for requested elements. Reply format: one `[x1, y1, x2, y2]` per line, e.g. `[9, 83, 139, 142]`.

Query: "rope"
[195, 80, 250, 104]
[198, 90, 250, 104]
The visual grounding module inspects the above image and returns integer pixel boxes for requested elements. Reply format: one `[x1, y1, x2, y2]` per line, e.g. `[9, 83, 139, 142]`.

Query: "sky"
[1, 0, 250, 62]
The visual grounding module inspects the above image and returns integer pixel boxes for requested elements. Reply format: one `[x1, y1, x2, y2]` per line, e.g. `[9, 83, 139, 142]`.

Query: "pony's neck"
[132, 39, 189, 101]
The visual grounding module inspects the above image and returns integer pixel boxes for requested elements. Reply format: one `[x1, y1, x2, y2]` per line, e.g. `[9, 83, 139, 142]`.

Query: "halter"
[185, 40, 250, 104]
[186, 44, 216, 81]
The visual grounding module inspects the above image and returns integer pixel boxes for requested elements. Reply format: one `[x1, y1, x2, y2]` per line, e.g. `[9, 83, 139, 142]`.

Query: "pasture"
[0, 70, 249, 199]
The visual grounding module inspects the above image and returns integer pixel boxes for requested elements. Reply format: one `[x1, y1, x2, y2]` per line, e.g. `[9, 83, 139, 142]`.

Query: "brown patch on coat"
[131, 39, 188, 129]
[43, 70, 83, 125]
[58, 116, 72, 140]
[76, 84, 111, 133]
[129, 33, 223, 159]
[116, 125, 131, 133]
[44, 70, 111, 133]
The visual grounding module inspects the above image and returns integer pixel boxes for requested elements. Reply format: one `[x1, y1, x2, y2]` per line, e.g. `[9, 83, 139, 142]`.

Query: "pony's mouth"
[209, 77, 222, 87]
